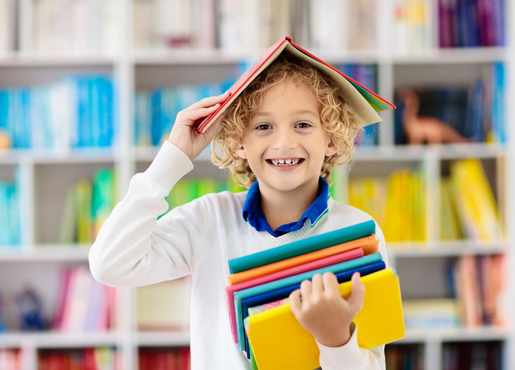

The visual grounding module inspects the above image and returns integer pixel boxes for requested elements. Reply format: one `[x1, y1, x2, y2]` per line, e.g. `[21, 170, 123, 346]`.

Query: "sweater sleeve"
[89, 141, 207, 287]
[316, 323, 385, 370]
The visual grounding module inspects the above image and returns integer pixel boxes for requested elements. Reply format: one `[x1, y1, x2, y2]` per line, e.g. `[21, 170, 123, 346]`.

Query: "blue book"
[240, 260, 386, 357]
[234, 252, 383, 352]
[229, 219, 376, 274]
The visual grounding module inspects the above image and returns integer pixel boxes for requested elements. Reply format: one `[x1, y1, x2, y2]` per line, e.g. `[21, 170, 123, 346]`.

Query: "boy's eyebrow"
[253, 110, 319, 118]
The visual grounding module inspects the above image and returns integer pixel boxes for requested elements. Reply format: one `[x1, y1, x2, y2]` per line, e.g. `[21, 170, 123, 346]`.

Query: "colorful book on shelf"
[239, 259, 387, 356]
[233, 253, 384, 354]
[228, 234, 379, 285]
[196, 36, 395, 133]
[228, 219, 377, 273]
[245, 268, 405, 370]
[226, 247, 366, 343]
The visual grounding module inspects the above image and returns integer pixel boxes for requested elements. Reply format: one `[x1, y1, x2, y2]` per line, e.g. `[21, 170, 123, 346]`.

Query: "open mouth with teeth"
[267, 158, 304, 166]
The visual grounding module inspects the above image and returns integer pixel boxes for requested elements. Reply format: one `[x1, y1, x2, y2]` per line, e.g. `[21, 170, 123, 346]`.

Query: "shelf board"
[398, 326, 510, 344]
[0, 245, 90, 262]
[388, 240, 508, 258]
[353, 143, 507, 161]
[136, 331, 190, 347]
[0, 53, 115, 67]
[0, 331, 118, 349]
[392, 46, 507, 64]
[0, 148, 116, 164]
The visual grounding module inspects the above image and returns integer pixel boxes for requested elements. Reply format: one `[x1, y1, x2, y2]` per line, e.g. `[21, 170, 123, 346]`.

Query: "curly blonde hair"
[211, 52, 363, 188]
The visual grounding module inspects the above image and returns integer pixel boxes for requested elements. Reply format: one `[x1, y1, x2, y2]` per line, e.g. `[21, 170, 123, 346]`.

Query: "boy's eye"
[256, 124, 271, 130]
[296, 122, 311, 128]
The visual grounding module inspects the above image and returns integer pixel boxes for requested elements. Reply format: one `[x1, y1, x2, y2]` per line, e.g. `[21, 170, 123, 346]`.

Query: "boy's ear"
[325, 139, 337, 157]
[235, 144, 247, 159]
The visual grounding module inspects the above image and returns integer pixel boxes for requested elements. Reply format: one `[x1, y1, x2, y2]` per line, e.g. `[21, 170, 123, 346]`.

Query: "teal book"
[228, 219, 376, 273]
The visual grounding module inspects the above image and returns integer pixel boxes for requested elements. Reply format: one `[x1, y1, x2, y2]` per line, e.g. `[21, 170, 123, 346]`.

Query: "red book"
[196, 36, 394, 133]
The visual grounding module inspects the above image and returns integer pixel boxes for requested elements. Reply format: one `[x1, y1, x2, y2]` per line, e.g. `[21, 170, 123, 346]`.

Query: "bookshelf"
[0, 0, 513, 369]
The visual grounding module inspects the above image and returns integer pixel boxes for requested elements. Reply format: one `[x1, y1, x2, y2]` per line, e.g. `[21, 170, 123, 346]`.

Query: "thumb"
[347, 272, 365, 313]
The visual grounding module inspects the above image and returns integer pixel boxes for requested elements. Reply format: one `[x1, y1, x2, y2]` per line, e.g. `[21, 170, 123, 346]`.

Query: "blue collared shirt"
[242, 177, 330, 237]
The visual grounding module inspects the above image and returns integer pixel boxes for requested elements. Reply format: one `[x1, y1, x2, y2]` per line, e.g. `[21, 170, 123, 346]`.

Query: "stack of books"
[225, 220, 405, 370]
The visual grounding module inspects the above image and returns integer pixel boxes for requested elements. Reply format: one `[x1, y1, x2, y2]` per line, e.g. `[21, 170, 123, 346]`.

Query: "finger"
[183, 91, 231, 112]
[311, 273, 324, 294]
[178, 103, 221, 125]
[289, 290, 302, 316]
[200, 112, 224, 139]
[322, 272, 340, 296]
[300, 279, 312, 299]
[347, 272, 365, 312]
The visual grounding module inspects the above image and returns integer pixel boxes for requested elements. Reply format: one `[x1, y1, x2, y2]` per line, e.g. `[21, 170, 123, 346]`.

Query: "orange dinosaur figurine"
[397, 89, 471, 144]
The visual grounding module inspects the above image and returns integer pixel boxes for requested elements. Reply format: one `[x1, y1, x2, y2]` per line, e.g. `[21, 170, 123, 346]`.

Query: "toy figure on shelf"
[396, 89, 471, 145]
[16, 288, 46, 331]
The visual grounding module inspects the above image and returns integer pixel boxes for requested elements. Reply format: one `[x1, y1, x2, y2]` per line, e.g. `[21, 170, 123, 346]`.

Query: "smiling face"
[235, 80, 337, 198]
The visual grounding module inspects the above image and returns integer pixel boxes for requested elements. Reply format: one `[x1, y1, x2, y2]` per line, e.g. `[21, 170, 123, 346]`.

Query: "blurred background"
[0, 0, 513, 369]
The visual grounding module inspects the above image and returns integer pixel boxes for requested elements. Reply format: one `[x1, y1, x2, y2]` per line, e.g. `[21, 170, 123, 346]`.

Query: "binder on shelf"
[196, 36, 395, 133]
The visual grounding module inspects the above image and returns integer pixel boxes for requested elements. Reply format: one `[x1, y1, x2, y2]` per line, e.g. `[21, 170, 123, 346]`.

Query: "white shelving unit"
[0, 1, 514, 369]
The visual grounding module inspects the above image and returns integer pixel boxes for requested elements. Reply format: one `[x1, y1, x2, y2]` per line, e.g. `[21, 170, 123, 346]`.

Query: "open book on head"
[196, 36, 395, 133]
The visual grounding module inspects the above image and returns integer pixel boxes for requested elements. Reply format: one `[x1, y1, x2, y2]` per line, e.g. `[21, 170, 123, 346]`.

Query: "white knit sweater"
[89, 141, 389, 370]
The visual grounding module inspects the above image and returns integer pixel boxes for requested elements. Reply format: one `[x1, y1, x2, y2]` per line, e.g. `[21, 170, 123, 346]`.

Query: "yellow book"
[463, 159, 504, 240]
[245, 268, 405, 370]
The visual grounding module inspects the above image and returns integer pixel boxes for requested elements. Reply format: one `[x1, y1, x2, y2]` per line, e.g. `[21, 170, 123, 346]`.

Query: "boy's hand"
[289, 272, 365, 347]
[168, 91, 230, 161]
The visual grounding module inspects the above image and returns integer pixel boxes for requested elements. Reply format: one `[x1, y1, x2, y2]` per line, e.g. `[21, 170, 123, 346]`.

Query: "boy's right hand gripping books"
[227, 219, 405, 370]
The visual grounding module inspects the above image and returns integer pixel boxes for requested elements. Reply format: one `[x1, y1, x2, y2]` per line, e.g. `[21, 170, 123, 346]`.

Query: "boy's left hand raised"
[289, 271, 365, 347]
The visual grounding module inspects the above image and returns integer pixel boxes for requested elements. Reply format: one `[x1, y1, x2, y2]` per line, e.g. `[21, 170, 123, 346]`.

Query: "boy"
[89, 53, 389, 369]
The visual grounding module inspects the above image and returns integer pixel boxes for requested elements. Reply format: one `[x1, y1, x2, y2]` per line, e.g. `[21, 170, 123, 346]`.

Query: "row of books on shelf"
[53, 266, 117, 332]
[0, 75, 115, 151]
[442, 341, 503, 370]
[58, 167, 116, 245]
[0, 0, 16, 54]
[139, 347, 191, 370]
[0, 0, 118, 55]
[135, 63, 379, 147]
[349, 165, 426, 243]
[0, 349, 20, 370]
[0, 171, 21, 246]
[385, 344, 424, 370]
[134, 0, 378, 52]
[2, 0, 505, 55]
[395, 63, 506, 145]
[384, 341, 503, 370]
[403, 254, 506, 330]
[348, 158, 504, 243]
[38, 347, 119, 370]
[438, 0, 505, 48]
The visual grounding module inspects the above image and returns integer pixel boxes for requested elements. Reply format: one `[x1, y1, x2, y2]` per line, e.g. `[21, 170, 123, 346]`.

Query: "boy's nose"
[273, 128, 297, 151]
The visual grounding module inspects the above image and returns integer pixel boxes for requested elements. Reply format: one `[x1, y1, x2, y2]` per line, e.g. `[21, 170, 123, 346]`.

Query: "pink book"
[225, 247, 364, 343]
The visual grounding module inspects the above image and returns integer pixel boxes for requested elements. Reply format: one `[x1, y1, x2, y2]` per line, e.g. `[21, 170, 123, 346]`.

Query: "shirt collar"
[242, 177, 330, 237]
